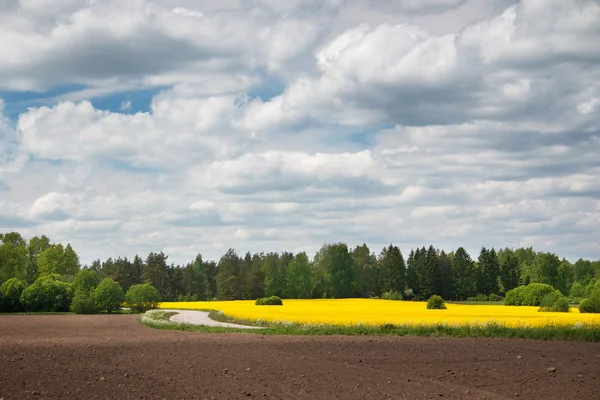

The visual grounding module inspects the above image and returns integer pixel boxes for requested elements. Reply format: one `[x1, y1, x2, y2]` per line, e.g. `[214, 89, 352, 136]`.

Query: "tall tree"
[143, 252, 168, 298]
[530, 252, 561, 288]
[319, 243, 358, 298]
[216, 249, 241, 300]
[499, 248, 520, 293]
[352, 244, 379, 297]
[452, 247, 476, 300]
[26, 235, 51, 283]
[377, 245, 406, 295]
[0, 232, 28, 284]
[285, 252, 312, 299]
[438, 250, 454, 300]
[406, 249, 418, 293]
[245, 253, 265, 300]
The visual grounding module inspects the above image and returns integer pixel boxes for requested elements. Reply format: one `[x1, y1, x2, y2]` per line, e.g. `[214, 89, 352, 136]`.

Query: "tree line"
[1, 232, 599, 304]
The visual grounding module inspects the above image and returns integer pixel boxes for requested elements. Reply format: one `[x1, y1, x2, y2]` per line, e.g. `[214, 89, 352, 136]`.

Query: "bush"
[488, 294, 504, 302]
[94, 278, 124, 313]
[579, 298, 596, 313]
[426, 295, 447, 310]
[382, 291, 402, 301]
[255, 296, 283, 306]
[579, 287, 600, 313]
[20, 277, 73, 312]
[538, 292, 570, 313]
[0, 278, 26, 312]
[505, 283, 557, 306]
[70, 289, 98, 314]
[125, 283, 161, 312]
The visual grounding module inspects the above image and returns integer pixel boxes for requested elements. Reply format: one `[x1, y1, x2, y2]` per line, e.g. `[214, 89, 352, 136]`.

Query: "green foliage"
[570, 282, 586, 298]
[381, 290, 402, 300]
[538, 292, 570, 313]
[505, 283, 559, 306]
[452, 247, 476, 300]
[216, 249, 242, 300]
[377, 245, 406, 296]
[125, 283, 161, 312]
[70, 289, 98, 314]
[0, 278, 26, 312]
[488, 293, 504, 302]
[579, 298, 597, 313]
[94, 278, 124, 313]
[426, 295, 447, 310]
[255, 296, 283, 305]
[285, 252, 312, 299]
[72, 269, 100, 294]
[20, 276, 73, 312]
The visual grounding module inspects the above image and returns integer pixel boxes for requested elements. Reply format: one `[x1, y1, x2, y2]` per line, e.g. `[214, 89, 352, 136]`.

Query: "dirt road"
[1, 314, 599, 399]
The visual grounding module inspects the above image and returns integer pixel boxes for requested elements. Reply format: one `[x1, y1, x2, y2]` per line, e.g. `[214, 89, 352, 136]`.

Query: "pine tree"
[452, 247, 476, 300]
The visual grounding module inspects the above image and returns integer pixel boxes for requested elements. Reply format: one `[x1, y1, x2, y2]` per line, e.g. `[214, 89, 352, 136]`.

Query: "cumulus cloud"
[0, 0, 599, 264]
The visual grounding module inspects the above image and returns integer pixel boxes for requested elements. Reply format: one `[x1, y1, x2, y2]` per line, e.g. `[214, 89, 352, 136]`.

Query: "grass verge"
[142, 309, 600, 342]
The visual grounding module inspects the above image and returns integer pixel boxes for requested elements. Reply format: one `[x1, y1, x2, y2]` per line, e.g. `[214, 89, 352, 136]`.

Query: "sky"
[0, 0, 599, 266]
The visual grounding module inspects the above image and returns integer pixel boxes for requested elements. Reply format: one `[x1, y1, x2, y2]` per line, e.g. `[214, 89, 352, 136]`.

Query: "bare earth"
[1, 315, 599, 400]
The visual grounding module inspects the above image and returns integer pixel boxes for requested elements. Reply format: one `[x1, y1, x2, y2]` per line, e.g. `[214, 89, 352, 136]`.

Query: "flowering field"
[159, 299, 600, 328]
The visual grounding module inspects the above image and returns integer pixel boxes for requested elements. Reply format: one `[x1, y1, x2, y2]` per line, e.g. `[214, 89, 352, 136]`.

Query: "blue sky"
[0, 0, 599, 265]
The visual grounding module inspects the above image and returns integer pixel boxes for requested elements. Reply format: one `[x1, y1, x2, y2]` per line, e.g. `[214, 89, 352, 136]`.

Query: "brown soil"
[1, 315, 599, 399]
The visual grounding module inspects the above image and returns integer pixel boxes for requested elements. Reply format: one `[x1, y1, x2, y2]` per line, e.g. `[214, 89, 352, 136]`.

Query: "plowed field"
[1, 315, 599, 399]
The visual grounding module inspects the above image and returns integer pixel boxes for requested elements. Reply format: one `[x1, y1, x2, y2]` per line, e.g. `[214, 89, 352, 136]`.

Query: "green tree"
[377, 245, 406, 295]
[499, 248, 520, 292]
[530, 252, 560, 288]
[125, 283, 161, 312]
[352, 244, 379, 297]
[285, 252, 312, 299]
[318, 243, 359, 298]
[70, 289, 97, 314]
[143, 252, 168, 297]
[216, 249, 241, 300]
[37, 244, 64, 277]
[72, 269, 100, 294]
[94, 278, 124, 313]
[26, 235, 51, 283]
[20, 275, 73, 312]
[452, 247, 476, 300]
[406, 249, 418, 293]
[0, 278, 26, 312]
[0, 232, 28, 284]
[438, 251, 454, 300]
[62, 244, 80, 275]
[245, 253, 265, 300]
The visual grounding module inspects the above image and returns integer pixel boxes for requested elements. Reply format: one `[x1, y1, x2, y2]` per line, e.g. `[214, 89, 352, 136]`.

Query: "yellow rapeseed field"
[159, 299, 600, 328]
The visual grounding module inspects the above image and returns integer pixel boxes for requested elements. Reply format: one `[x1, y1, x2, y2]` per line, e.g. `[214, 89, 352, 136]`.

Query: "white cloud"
[1, 0, 599, 264]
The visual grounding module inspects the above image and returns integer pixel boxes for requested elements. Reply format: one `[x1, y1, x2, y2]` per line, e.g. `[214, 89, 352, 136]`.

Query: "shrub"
[403, 289, 415, 301]
[579, 298, 596, 313]
[94, 278, 124, 313]
[255, 296, 283, 306]
[382, 291, 402, 301]
[426, 295, 447, 310]
[70, 289, 98, 314]
[488, 294, 503, 302]
[125, 283, 161, 312]
[505, 283, 557, 306]
[0, 278, 26, 312]
[538, 292, 569, 313]
[20, 277, 73, 312]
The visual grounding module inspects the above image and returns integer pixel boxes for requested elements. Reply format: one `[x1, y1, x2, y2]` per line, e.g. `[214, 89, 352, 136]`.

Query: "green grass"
[141, 309, 600, 342]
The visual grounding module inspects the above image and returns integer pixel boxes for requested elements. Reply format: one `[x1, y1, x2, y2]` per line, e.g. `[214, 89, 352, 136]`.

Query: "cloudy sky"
[0, 0, 599, 265]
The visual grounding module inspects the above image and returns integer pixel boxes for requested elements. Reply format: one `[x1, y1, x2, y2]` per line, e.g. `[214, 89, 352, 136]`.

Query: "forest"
[1, 231, 599, 305]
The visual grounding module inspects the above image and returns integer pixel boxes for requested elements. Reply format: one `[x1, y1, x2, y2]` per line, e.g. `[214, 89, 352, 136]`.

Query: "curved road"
[162, 309, 264, 329]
